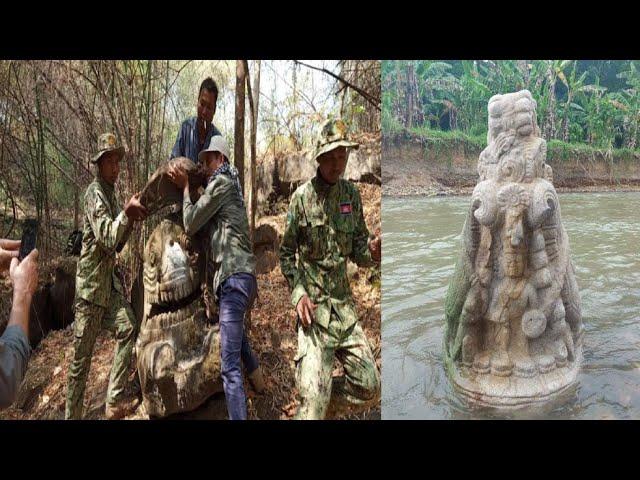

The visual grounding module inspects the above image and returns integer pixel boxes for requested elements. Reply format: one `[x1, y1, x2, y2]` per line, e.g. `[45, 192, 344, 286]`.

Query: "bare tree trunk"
[73, 148, 79, 230]
[291, 62, 298, 148]
[234, 60, 246, 190]
[561, 91, 573, 143]
[245, 60, 260, 243]
[143, 60, 153, 183]
[395, 61, 403, 123]
[545, 65, 558, 140]
[35, 74, 51, 256]
[251, 61, 260, 238]
[243, 59, 260, 333]
[406, 62, 417, 128]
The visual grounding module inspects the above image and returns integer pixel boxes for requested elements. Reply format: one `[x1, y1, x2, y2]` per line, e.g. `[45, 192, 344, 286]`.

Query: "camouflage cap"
[313, 118, 359, 162]
[91, 133, 125, 164]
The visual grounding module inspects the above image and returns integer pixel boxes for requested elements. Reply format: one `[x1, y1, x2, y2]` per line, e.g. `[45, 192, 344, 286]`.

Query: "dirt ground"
[0, 182, 381, 421]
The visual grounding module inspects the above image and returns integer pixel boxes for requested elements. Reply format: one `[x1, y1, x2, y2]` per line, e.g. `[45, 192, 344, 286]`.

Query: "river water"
[382, 192, 640, 419]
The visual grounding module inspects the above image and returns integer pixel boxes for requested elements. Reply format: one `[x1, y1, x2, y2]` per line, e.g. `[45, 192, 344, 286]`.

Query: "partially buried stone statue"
[443, 90, 584, 407]
[135, 157, 223, 417]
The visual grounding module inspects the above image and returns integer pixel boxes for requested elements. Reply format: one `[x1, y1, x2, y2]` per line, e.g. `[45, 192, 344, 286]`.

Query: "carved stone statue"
[136, 158, 223, 417]
[443, 90, 584, 407]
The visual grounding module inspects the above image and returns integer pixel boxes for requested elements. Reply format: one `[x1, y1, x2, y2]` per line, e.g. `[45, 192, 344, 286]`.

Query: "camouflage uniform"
[65, 134, 138, 420]
[280, 119, 380, 419]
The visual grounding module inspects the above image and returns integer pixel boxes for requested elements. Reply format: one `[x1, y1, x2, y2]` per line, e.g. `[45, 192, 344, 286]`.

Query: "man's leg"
[294, 322, 336, 420]
[240, 275, 259, 374]
[218, 273, 256, 420]
[241, 331, 260, 374]
[332, 322, 380, 412]
[103, 287, 138, 410]
[65, 299, 103, 419]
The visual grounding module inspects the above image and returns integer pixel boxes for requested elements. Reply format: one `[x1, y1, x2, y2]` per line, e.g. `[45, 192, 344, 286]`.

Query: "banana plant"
[616, 61, 640, 148]
[560, 61, 588, 142]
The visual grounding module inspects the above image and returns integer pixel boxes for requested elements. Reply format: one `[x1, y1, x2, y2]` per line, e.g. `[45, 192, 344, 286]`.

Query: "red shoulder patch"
[340, 202, 352, 215]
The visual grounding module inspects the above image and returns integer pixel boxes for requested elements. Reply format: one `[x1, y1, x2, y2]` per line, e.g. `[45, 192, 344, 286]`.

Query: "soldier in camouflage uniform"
[65, 133, 148, 420]
[280, 119, 382, 420]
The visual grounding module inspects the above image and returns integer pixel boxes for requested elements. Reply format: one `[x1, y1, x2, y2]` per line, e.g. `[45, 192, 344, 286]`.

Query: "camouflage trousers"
[65, 287, 138, 420]
[294, 313, 380, 420]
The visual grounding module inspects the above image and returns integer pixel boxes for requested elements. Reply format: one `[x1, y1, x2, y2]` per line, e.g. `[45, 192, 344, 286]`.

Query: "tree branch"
[294, 60, 381, 111]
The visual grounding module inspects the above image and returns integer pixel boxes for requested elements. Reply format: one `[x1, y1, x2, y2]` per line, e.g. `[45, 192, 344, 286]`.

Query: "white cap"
[198, 135, 230, 163]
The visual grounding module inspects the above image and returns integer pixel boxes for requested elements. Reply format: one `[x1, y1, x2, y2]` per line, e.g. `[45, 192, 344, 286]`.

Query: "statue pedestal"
[447, 346, 582, 408]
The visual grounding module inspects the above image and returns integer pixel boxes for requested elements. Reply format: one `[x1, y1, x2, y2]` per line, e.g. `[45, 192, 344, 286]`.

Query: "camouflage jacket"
[280, 172, 374, 328]
[75, 177, 132, 308]
[183, 171, 256, 299]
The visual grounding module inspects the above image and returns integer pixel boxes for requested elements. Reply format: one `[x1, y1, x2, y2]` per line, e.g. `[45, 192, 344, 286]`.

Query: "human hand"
[0, 239, 21, 272]
[10, 248, 39, 300]
[369, 228, 381, 263]
[124, 193, 148, 221]
[167, 164, 188, 190]
[296, 294, 317, 328]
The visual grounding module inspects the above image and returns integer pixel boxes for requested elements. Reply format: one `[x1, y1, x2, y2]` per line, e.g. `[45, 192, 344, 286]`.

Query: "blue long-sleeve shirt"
[0, 325, 31, 409]
[170, 117, 222, 163]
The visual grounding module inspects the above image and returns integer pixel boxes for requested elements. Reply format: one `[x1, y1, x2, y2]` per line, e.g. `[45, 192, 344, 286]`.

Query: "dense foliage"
[382, 60, 640, 151]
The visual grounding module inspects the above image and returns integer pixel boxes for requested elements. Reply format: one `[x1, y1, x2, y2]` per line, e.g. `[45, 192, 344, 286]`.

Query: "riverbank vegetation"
[383, 60, 640, 152]
[385, 126, 640, 166]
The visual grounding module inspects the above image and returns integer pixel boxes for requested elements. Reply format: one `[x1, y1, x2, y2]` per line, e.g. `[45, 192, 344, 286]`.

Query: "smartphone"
[18, 219, 38, 261]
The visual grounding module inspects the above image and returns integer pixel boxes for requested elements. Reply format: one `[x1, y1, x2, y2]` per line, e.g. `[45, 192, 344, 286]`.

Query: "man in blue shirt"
[170, 77, 222, 163]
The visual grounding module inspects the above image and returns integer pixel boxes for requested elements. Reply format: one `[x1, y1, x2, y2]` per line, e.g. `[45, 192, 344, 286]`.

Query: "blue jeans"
[241, 331, 259, 375]
[218, 272, 258, 420]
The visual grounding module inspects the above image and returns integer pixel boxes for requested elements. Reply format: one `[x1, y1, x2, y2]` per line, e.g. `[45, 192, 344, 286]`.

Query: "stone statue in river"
[443, 90, 584, 407]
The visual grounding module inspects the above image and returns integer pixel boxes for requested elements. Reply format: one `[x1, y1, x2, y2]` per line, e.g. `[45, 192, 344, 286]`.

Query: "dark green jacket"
[182, 172, 256, 298]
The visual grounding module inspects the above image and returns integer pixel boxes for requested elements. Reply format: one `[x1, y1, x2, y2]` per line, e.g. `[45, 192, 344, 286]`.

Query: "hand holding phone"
[19, 219, 38, 261]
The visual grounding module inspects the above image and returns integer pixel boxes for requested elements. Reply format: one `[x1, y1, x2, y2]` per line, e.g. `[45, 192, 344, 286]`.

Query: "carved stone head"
[139, 157, 207, 214]
[480, 90, 544, 183]
[136, 163, 221, 418]
[487, 90, 539, 144]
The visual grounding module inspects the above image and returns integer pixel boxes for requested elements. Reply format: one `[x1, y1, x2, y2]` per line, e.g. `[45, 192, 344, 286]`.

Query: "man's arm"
[115, 222, 134, 253]
[0, 326, 30, 409]
[279, 195, 308, 308]
[170, 122, 186, 160]
[182, 177, 229, 236]
[86, 188, 130, 254]
[350, 186, 376, 268]
[0, 248, 38, 409]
